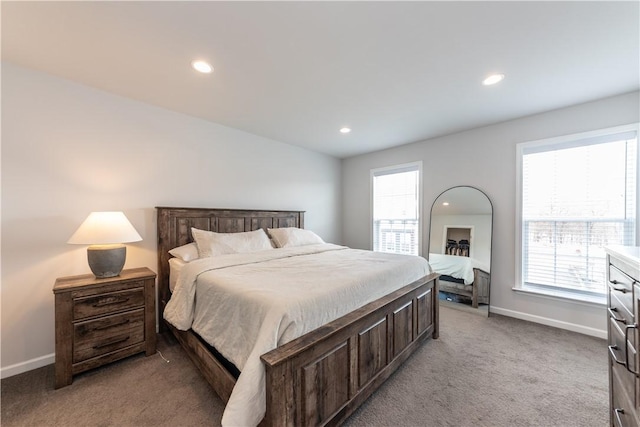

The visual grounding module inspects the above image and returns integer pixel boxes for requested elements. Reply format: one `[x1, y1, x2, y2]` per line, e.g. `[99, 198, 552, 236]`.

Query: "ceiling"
[2, 1, 638, 159]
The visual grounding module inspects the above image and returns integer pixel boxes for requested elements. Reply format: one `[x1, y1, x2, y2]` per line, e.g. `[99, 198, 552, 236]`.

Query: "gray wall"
[1, 62, 342, 376]
[342, 90, 640, 337]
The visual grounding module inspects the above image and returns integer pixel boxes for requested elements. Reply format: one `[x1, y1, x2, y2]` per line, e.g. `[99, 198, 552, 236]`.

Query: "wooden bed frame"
[438, 268, 490, 308]
[156, 207, 439, 427]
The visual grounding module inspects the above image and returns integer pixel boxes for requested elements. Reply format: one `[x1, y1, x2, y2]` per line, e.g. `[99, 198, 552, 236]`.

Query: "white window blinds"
[372, 163, 421, 255]
[519, 127, 637, 296]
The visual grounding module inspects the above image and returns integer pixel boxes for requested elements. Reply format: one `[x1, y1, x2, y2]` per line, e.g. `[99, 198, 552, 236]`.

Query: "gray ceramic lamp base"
[87, 245, 126, 278]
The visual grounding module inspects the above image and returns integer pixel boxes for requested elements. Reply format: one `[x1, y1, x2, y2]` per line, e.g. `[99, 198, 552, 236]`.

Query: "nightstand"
[53, 267, 156, 388]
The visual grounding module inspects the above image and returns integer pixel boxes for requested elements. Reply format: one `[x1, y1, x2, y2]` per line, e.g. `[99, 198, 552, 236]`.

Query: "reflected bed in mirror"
[428, 186, 493, 316]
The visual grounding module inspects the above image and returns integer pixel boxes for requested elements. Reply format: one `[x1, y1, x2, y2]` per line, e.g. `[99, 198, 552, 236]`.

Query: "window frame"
[515, 123, 639, 303]
[370, 161, 423, 256]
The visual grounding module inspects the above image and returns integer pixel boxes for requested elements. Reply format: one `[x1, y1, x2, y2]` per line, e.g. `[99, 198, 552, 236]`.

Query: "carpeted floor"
[1, 306, 608, 427]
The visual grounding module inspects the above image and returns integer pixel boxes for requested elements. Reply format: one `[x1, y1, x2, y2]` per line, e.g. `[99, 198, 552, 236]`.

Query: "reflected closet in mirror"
[428, 186, 493, 316]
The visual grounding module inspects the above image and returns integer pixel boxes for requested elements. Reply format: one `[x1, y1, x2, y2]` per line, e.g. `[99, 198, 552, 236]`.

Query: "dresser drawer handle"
[93, 319, 130, 331]
[609, 345, 627, 367]
[609, 307, 627, 324]
[614, 408, 625, 427]
[92, 297, 130, 308]
[610, 282, 629, 293]
[92, 336, 130, 350]
[625, 324, 638, 376]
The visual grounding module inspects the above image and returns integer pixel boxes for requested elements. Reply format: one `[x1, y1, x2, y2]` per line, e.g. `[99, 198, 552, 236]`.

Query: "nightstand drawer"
[73, 285, 144, 320]
[73, 309, 145, 362]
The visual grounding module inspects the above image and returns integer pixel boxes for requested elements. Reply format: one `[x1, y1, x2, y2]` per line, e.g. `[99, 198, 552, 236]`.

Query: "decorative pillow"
[168, 242, 199, 262]
[191, 228, 273, 258]
[267, 227, 325, 248]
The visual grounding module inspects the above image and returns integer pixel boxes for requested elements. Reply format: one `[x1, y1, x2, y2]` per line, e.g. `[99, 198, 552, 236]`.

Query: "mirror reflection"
[429, 186, 493, 316]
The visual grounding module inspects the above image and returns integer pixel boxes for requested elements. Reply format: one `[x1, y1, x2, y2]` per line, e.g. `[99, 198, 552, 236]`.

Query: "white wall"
[342, 90, 640, 338]
[0, 62, 342, 377]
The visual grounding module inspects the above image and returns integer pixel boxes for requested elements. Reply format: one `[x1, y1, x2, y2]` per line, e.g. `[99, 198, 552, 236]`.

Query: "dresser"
[53, 267, 156, 388]
[606, 246, 640, 427]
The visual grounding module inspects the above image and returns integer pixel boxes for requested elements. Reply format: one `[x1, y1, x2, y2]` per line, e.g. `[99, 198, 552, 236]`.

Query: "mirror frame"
[427, 185, 493, 315]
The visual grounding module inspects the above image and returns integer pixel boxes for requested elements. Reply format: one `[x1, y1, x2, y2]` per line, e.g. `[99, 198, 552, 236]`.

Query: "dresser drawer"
[611, 291, 636, 348]
[610, 264, 636, 316]
[610, 317, 637, 400]
[73, 285, 144, 320]
[611, 255, 640, 285]
[612, 363, 639, 427]
[73, 309, 145, 363]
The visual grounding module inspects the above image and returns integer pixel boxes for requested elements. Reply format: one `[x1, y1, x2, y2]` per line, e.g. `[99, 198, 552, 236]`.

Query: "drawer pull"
[614, 408, 625, 427]
[609, 307, 627, 324]
[92, 336, 130, 350]
[624, 323, 638, 376]
[610, 282, 629, 293]
[609, 345, 627, 367]
[93, 319, 130, 331]
[93, 297, 130, 308]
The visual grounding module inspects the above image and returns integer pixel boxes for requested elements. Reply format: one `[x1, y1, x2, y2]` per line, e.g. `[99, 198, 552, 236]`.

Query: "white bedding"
[164, 243, 432, 427]
[428, 253, 489, 285]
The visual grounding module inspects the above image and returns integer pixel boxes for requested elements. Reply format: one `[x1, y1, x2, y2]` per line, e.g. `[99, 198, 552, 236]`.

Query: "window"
[516, 125, 638, 301]
[371, 162, 422, 255]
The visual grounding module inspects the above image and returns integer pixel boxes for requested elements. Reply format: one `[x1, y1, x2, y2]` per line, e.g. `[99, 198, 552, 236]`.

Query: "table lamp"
[68, 211, 142, 278]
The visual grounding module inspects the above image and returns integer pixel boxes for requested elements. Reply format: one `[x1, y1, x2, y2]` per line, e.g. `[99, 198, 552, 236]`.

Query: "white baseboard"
[489, 306, 607, 339]
[1, 353, 54, 379]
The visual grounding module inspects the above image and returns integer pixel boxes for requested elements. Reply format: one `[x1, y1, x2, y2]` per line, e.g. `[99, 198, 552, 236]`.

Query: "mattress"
[428, 253, 489, 284]
[164, 243, 431, 426]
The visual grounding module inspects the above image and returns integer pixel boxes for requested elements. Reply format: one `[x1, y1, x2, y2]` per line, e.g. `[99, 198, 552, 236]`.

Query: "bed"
[428, 253, 490, 308]
[157, 207, 439, 427]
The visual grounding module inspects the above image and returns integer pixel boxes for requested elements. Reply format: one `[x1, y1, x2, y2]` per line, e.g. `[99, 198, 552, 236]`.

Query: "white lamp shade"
[68, 211, 142, 245]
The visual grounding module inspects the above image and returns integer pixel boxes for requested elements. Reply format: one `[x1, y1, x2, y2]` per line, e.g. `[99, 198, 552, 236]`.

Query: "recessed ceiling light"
[340, 127, 351, 134]
[192, 60, 213, 74]
[482, 73, 505, 86]
[442, 202, 449, 206]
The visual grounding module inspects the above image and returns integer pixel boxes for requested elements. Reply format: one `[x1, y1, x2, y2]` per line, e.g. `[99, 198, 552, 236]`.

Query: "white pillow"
[168, 242, 199, 262]
[267, 227, 325, 248]
[191, 228, 273, 258]
[168, 257, 187, 292]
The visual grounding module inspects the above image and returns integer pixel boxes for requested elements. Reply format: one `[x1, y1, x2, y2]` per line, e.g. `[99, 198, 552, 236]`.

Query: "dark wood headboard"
[155, 207, 305, 323]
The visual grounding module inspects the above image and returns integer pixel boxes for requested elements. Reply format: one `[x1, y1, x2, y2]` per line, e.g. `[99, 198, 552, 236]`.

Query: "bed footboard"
[260, 273, 439, 427]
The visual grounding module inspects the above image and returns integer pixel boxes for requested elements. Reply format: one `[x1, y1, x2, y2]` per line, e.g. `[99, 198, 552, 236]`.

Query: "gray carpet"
[1, 306, 608, 427]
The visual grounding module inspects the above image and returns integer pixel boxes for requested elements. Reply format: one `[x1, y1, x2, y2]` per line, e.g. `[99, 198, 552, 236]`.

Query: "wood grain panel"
[73, 286, 144, 320]
[177, 217, 211, 245]
[357, 317, 388, 388]
[393, 301, 414, 358]
[416, 289, 433, 335]
[73, 309, 144, 362]
[275, 216, 298, 228]
[54, 291, 74, 388]
[250, 217, 274, 231]
[302, 342, 350, 426]
[167, 323, 237, 403]
[218, 217, 245, 233]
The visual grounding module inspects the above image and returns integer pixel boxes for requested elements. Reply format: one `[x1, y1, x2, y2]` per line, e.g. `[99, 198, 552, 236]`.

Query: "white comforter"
[164, 244, 431, 427]
[428, 253, 489, 285]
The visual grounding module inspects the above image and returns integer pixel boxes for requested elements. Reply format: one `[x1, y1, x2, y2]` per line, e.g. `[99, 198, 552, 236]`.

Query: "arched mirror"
[428, 186, 493, 316]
